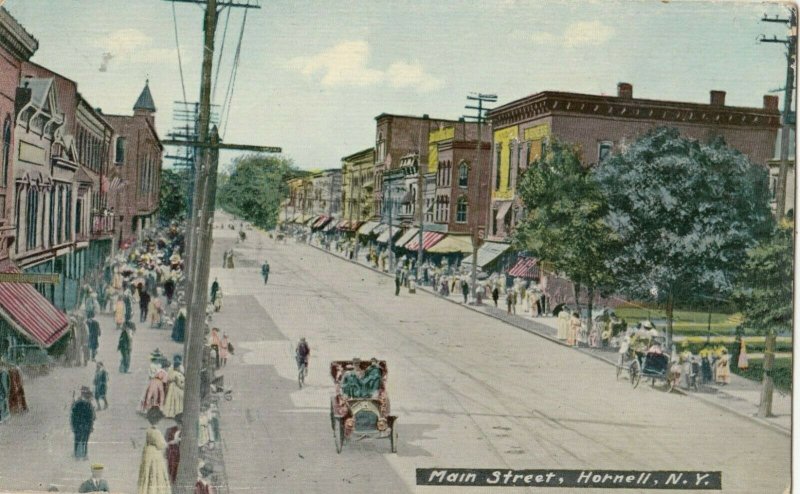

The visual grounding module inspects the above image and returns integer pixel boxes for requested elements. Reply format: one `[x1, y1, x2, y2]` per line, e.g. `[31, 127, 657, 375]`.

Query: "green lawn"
[614, 307, 741, 335]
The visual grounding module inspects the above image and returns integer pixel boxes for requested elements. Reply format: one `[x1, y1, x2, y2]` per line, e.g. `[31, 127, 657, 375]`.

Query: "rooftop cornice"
[0, 7, 38, 61]
[489, 91, 781, 129]
[341, 147, 375, 161]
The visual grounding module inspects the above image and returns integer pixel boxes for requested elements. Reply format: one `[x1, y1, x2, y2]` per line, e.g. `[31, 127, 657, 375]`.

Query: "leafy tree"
[733, 218, 794, 335]
[514, 139, 619, 343]
[595, 127, 774, 347]
[159, 167, 190, 223]
[217, 154, 302, 229]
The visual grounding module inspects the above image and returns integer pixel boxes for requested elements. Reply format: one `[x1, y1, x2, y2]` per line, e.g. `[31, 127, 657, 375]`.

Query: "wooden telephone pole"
[464, 93, 496, 303]
[163, 1, 281, 493]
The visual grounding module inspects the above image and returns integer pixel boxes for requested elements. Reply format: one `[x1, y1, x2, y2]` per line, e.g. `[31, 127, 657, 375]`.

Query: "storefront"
[462, 241, 511, 274]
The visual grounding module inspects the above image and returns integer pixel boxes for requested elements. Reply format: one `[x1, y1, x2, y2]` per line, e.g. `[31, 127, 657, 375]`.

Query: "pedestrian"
[222, 250, 228, 268]
[139, 289, 151, 324]
[490, 286, 499, 307]
[220, 332, 231, 367]
[261, 261, 270, 285]
[71, 386, 95, 459]
[165, 413, 182, 485]
[461, 279, 469, 304]
[137, 407, 171, 494]
[123, 290, 133, 324]
[511, 289, 518, 315]
[118, 323, 133, 373]
[394, 271, 401, 296]
[568, 312, 581, 346]
[715, 348, 731, 385]
[210, 278, 219, 303]
[171, 309, 186, 343]
[93, 362, 108, 410]
[737, 338, 749, 371]
[163, 357, 184, 418]
[141, 355, 168, 412]
[77, 463, 110, 493]
[506, 289, 513, 314]
[213, 289, 223, 312]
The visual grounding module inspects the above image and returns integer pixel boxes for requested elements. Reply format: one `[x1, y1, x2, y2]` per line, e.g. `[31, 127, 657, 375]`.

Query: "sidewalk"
[310, 239, 791, 436]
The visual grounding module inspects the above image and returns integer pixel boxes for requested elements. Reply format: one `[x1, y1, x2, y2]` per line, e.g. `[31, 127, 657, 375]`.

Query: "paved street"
[211, 217, 790, 494]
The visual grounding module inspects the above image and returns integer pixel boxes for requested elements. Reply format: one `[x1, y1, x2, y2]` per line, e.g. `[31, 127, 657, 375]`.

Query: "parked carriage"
[617, 333, 681, 392]
[329, 359, 397, 454]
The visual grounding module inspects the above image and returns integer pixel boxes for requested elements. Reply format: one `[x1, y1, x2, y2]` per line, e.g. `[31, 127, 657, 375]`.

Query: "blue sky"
[3, 0, 793, 170]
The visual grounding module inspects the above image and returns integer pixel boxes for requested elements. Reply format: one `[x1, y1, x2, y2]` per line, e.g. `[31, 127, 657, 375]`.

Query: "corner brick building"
[486, 82, 781, 240]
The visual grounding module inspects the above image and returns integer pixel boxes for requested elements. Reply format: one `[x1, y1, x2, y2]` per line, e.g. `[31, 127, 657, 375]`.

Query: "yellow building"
[341, 148, 376, 222]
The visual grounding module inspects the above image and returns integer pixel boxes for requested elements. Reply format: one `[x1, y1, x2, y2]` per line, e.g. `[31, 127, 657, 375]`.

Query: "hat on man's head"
[80, 386, 92, 397]
[90, 463, 104, 471]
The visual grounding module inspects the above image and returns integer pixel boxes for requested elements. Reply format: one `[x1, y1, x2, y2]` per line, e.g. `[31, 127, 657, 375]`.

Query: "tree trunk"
[665, 290, 674, 351]
[587, 286, 597, 347]
[573, 281, 582, 314]
[758, 331, 776, 418]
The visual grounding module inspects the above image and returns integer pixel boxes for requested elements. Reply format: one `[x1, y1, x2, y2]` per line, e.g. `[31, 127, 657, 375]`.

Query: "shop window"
[115, 137, 126, 164]
[495, 144, 502, 190]
[2, 116, 10, 188]
[598, 141, 613, 162]
[456, 196, 468, 223]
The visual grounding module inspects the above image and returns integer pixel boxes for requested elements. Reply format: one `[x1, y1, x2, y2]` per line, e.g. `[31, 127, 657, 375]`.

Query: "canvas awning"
[462, 241, 511, 267]
[405, 231, 446, 252]
[312, 216, 331, 229]
[394, 228, 419, 248]
[507, 256, 539, 279]
[376, 224, 399, 244]
[426, 234, 473, 254]
[357, 221, 381, 236]
[495, 201, 512, 221]
[323, 219, 339, 232]
[0, 268, 69, 348]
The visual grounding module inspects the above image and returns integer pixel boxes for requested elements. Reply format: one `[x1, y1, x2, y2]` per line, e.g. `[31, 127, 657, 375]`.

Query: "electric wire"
[171, 1, 189, 106]
[220, 8, 248, 139]
[212, 6, 232, 105]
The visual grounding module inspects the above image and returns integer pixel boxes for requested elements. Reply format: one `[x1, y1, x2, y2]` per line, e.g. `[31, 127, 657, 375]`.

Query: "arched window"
[2, 117, 11, 188]
[458, 162, 468, 187]
[115, 137, 126, 164]
[456, 196, 468, 223]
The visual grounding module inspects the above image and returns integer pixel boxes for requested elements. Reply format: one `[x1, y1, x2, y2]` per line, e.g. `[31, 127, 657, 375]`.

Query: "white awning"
[357, 221, 381, 235]
[394, 228, 419, 248]
[495, 201, 512, 221]
[462, 241, 511, 267]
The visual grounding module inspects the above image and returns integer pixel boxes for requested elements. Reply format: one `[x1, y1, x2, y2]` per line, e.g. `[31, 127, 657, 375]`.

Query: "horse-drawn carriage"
[329, 359, 398, 454]
[617, 331, 681, 392]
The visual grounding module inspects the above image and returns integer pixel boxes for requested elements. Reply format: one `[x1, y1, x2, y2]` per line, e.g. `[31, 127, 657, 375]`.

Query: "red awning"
[405, 231, 445, 251]
[0, 268, 69, 348]
[312, 216, 330, 228]
[507, 257, 539, 279]
[337, 220, 350, 230]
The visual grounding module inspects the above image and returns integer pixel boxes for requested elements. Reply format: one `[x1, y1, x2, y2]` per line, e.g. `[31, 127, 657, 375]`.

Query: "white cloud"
[386, 61, 444, 91]
[289, 40, 443, 92]
[563, 21, 615, 47]
[515, 20, 615, 48]
[98, 28, 178, 65]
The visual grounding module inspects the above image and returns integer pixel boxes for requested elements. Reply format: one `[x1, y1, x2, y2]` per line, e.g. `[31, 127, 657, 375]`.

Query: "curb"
[307, 242, 791, 437]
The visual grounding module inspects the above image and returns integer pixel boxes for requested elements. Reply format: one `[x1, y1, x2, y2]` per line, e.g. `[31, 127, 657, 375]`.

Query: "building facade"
[486, 82, 781, 240]
[102, 82, 163, 248]
[342, 148, 374, 224]
[308, 169, 342, 217]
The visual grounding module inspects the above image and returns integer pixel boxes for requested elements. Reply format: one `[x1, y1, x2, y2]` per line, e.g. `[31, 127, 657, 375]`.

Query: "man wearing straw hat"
[78, 463, 110, 492]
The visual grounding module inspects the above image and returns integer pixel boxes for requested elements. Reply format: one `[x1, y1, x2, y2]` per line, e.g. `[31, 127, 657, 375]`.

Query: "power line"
[220, 8, 249, 138]
[212, 6, 232, 105]
[171, 1, 189, 104]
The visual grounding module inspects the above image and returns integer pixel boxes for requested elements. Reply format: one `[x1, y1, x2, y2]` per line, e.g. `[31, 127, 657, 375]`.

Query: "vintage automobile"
[329, 359, 397, 454]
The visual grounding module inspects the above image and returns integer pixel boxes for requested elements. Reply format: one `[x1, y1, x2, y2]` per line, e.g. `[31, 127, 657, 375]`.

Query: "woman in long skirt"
[162, 366, 184, 418]
[715, 349, 731, 385]
[137, 408, 171, 494]
[141, 361, 169, 412]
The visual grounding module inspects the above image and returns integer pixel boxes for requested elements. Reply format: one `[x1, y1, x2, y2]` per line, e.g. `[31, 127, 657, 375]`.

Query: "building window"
[507, 141, 514, 189]
[377, 132, 386, 162]
[65, 187, 72, 242]
[49, 189, 55, 246]
[76, 199, 82, 234]
[2, 117, 10, 188]
[770, 174, 778, 201]
[26, 188, 37, 250]
[495, 144, 502, 189]
[57, 186, 63, 244]
[458, 163, 468, 187]
[115, 137, 125, 164]
[456, 196, 468, 223]
[598, 141, 613, 162]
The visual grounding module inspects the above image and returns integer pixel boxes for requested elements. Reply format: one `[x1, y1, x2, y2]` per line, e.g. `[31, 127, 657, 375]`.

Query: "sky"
[3, 0, 794, 170]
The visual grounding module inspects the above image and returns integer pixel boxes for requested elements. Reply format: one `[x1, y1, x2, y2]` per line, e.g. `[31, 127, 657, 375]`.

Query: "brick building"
[102, 82, 163, 247]
[342, 148, 375, 225]
[486, 82, 781, 241]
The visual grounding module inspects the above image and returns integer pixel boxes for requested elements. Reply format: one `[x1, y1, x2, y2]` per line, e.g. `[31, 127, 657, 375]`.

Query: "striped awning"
[357, 221, 381, 235]
[405, 231, 445, 251]
[507, 256, 539, 279]
[312, 216, 331, 229]
[323, 219, 339, 232]
[0, 267, 69, 348]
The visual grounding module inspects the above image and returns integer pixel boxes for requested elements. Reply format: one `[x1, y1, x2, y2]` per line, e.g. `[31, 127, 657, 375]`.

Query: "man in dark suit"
[71, 387, 95, 459]
[87, 316, 101, 362]
[78, 464, 110, 492]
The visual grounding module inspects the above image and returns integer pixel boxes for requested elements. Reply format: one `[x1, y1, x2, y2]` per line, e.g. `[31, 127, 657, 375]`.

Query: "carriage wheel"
[333, 418, 344, 454]
[390, 425, 398, 454]
[616, 355, 624, 380]
[630, 360, 641, 388]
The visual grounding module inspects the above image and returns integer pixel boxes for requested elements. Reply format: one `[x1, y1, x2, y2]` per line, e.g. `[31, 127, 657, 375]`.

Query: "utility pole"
[416, 115, 430, 272]
[760, 8, 797, 220]
[385, 182, 394, 271]
[164, 1, 270, 493]
[758, 7, 796, 418]
[464, 92, 497, 304]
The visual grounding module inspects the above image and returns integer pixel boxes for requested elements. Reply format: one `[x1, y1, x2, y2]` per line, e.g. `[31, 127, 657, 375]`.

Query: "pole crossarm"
[161, 139, 281, 153]
[165, 0, 261, 7]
